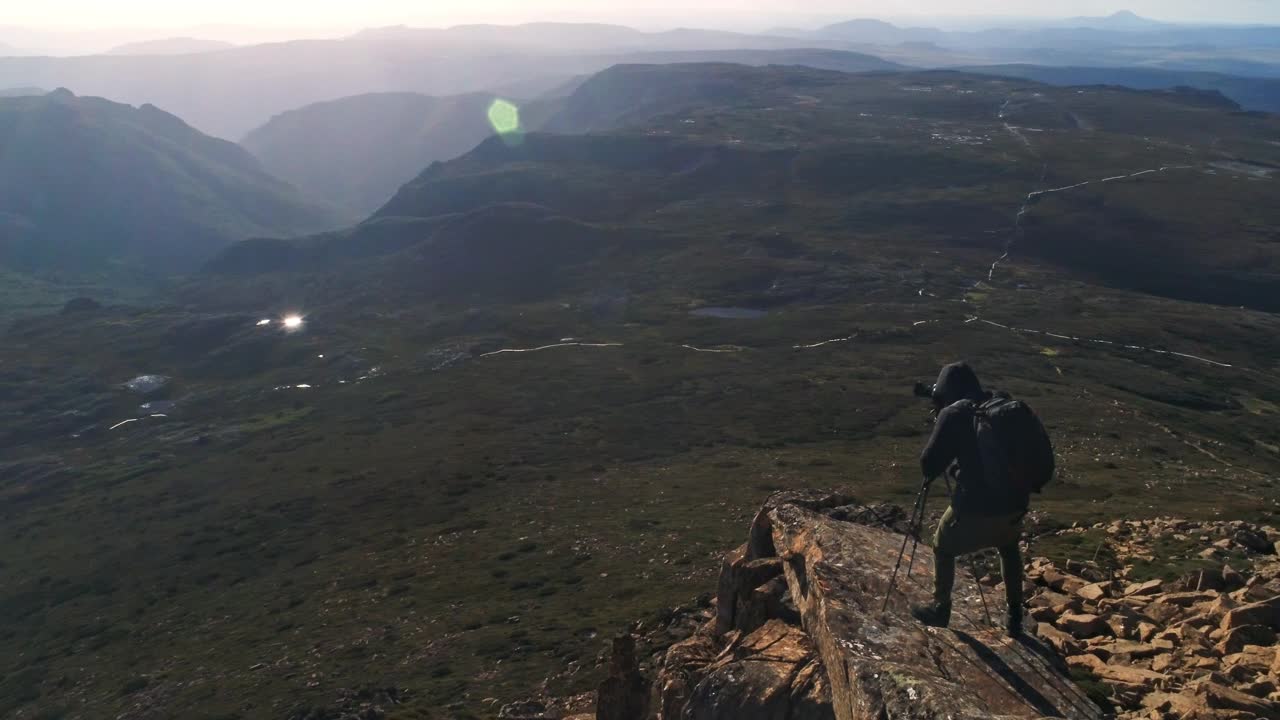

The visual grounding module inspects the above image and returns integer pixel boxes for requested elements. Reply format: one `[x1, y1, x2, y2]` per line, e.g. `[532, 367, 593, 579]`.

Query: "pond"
[690, 307, 768, 319]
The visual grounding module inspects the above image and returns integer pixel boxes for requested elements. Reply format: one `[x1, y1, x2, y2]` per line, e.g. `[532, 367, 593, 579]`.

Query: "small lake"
[690, 307, 769, 319]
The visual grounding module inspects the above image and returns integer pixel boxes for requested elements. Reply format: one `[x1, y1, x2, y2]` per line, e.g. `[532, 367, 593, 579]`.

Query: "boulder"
[1030, 590, 1077, 611]
[655, 632, 719, 719]
[1136, 622, 1161, 644]
[1124, 580, 1164, 597]
[1223, 564, 1247, 591]
[1043, 569, 1088, 594]
[1214, 625, 1278, 657]
[1143, 601, 1184, 626]
[1223, 646, 1276, 673]
[1037, 622, 1083, 656]
[1231, 581, 1280, 604]
[1093, 640, 1164, 662]
[715, 545, 785, 634]
[1075, 582, 1109, 602]
[767, 502, 1104, 720]
[1240, 679, 1277, 700]
[1057, 613, 1109, 639]
[1140, 690, 1201, 717]
[1190, 678, 1280, 717]
[1184, 568, 1227, 592]
[681, 620, 833, 720]
[1150, 654, 1177, 673]
[1103, 610, 1139, 640]
[1220, 598, 1280, 632]
[1067, 653, 1169, 693]
[1156, 625, 1212, 658]
[596, 635, 649, 720]
[1155, 591, 1219, 608]
[735, 576, 797, 635]
[1201, 594, 1239, 621]
[1029, 606, 1057, 624]
[1233, 528, 1274, 555]
[1225, 662, 1262, 686]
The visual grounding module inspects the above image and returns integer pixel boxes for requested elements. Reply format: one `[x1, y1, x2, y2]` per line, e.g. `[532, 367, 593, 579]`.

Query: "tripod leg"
[905, 485, 929, 580]
[882, 524, 915, 613]
[882, 481, 930, 613]
[972, 553, 994, 627]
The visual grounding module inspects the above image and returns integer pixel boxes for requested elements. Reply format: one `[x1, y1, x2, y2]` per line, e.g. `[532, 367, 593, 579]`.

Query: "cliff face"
[534, 491, 1280, 720]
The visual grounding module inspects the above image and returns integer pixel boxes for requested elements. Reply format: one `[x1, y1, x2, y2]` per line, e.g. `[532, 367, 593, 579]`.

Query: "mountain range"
[239, 49, 901, 215]
[812, 12, 1280, 50]
[0, 90, 338, 279]
[2, 17, 1279, 140]
[106, 37, 237, 56]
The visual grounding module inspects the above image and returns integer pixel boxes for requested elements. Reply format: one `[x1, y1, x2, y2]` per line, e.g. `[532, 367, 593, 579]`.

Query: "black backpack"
[973, 395, 1055, 498]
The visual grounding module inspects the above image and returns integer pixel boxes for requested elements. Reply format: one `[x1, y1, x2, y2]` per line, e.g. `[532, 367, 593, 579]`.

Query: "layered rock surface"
[617, 491, 1105, 720]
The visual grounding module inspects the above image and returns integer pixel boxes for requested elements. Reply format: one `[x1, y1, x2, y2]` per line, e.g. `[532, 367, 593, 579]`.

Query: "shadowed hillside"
[242, 93, 505, 218]
[228, 64, 1280, 312]
[0, 89, 340, 279]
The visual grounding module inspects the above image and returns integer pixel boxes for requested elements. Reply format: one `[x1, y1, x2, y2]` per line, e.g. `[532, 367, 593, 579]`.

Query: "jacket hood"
[933, 362, 986, 407]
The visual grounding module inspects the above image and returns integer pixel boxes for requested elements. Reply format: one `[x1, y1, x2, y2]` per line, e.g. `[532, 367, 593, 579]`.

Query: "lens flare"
[487, 99, 521, 135]
[282, 315, 304, 330]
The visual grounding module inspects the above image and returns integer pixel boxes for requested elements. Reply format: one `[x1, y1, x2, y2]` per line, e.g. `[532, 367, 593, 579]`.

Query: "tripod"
[882, 478, 931, 612]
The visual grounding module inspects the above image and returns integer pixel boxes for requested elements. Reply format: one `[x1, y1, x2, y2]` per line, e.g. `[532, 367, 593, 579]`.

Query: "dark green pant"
[932, 506, 1024, 615]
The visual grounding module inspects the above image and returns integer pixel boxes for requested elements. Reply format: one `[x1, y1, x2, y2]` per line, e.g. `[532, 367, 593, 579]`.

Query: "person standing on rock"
[910, 362, 1055, 638]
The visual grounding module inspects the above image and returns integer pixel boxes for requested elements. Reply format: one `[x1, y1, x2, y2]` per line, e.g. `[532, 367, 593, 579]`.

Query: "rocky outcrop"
[768, 495, 1102, 720]
[598, 635, 650, 720]
[635, 491, 1104, 720]
[562, 497, 1280, 720]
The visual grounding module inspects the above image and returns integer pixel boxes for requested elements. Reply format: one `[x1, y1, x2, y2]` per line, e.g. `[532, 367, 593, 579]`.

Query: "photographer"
[910, 362, 1054, 638]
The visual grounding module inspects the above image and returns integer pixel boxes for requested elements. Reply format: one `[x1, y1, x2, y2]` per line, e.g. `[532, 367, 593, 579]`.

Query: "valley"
[2, 60, 1278, 718]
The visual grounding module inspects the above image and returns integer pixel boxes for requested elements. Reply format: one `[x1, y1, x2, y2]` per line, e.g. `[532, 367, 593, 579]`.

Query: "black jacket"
[919, 363, 1027, 516]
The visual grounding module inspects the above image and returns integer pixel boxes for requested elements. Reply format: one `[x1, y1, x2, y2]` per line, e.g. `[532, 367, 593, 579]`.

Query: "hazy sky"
[7, 1, 1280, 30]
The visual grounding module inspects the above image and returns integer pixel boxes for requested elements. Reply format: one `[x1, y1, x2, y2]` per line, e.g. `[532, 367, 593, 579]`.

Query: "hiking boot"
[1007, 611, 1024, 639]
[911, 602, 952, 628]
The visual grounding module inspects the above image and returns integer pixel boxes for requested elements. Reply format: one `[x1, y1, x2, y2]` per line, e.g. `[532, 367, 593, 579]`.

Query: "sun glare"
[282, 315, 304, 330]
[487, 99, 521, 135]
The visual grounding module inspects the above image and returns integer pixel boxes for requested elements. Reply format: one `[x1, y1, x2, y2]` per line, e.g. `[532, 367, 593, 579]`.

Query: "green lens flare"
[487, 99, 521, 135]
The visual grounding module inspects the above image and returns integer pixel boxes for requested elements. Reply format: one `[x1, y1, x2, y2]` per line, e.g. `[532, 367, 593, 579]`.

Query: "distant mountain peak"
[1063, 9, 1164, 30]
[106, 37, 235, 56]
